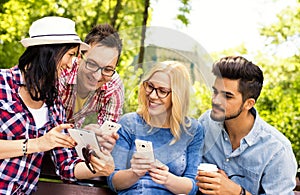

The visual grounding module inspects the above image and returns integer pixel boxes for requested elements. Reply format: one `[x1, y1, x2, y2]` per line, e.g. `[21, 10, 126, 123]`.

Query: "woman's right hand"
[130, 152, 153, 177]
[109, 152, 153, 191]
[36, 124, 77, 152]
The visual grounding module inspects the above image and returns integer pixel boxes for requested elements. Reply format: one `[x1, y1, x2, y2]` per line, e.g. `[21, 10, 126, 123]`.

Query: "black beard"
[210, 104, 243, 121]
[224, 105, 243, 120]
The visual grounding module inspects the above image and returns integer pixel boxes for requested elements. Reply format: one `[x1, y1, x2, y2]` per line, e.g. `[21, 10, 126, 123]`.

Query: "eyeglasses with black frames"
[143, 81, 171, 99]
[81, 53, 115, 77]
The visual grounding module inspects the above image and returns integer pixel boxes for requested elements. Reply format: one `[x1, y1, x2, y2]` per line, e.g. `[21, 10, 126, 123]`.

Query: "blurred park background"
[0, 0, 299, 166]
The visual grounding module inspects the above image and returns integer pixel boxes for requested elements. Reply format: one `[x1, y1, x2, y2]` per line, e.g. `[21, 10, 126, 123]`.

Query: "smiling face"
[146, 71, 172, 119]
[57, 47, 79, 77]
[77, 44, 119, 96]
[210, 77, 245, 121]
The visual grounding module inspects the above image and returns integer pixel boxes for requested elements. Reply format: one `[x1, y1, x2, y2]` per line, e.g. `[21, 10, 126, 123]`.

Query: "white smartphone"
[100, 121, 121, 136]
[68, 128, 101, 160]
[134, 139, 155, 162]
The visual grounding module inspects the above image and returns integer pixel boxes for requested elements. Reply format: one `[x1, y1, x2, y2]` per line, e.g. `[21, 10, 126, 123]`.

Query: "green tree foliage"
[257, 3, 300, 164]
[0, 0, 150, 68]
[255, 55, 300, 165]
[189, 81, 211, 118]
[176, 0, 191, 26]
[0, 0, 192, 68]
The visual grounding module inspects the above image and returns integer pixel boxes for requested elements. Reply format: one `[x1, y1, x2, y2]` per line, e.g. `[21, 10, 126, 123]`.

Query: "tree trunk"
[111, 0, 122, 28]
[137, 0, 150, 69]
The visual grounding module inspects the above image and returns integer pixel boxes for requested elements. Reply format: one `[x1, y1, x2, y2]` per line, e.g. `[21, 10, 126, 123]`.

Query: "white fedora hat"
[21, 16, 89, 51]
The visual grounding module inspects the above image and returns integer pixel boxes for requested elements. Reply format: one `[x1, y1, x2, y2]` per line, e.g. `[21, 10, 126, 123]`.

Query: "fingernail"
[74, 142, 78, 146]
[70, 124, 74, 128]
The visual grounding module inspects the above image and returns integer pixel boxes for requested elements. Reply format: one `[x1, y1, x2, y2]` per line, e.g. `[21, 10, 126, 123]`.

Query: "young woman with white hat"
[0, 16, 114, 194]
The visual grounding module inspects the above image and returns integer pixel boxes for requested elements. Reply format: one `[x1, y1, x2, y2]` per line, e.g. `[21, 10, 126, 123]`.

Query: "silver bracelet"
[22, 139, 28, 156]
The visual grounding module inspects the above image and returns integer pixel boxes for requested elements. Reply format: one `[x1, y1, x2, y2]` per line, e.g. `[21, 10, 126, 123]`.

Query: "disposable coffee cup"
[198, 163, 218, 172]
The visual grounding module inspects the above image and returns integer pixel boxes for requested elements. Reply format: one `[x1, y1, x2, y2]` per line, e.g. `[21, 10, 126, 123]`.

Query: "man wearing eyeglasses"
[59, 24, 124, 152]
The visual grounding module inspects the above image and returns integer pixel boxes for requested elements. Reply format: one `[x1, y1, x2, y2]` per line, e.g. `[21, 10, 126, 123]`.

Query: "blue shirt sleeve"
[185, 120, 204, 195]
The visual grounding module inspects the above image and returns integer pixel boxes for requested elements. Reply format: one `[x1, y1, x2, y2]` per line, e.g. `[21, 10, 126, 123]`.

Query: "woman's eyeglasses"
[143, 81, 171, 99]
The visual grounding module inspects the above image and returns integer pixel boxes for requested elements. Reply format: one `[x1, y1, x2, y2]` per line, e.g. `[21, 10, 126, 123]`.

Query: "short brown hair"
[212, 56, 263, 101]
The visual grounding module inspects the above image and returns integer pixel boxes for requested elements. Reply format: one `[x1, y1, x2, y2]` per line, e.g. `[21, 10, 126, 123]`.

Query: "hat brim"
[21, 38, 90, 51]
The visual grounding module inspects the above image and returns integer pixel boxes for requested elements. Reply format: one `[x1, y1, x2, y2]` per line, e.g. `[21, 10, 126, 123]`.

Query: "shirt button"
[226, 158, 230, 162]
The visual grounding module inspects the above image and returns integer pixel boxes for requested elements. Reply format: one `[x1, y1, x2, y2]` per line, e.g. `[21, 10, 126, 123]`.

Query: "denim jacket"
[108, 112, 204, 195]
[198, 109, 297, 195]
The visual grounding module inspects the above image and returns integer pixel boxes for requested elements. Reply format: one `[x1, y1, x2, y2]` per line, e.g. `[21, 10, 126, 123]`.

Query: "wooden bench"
[35, 151, 116, 195]
[35, 181, 115, 195]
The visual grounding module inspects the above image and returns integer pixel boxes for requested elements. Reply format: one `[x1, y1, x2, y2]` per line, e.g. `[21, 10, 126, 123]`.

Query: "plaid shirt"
[59, 60, 124, 127]
[0, 66, 81, 194]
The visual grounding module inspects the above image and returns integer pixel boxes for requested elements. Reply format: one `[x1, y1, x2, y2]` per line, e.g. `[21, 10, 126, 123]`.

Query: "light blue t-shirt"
[198, 108, 297, 195]
[107, 112, 204, 195]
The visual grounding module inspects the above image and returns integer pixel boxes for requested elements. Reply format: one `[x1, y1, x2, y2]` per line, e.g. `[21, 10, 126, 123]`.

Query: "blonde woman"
[107, 61, 204, 195]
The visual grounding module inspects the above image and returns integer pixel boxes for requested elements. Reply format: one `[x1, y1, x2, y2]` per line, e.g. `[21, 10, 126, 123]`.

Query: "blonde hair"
[137, 61, 192, 144]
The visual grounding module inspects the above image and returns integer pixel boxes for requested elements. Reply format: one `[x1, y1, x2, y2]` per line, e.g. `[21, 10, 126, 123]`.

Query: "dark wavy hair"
[18, 43, 79, 106]
[212, 56, 264, 101]
[84, 23, 123, 65]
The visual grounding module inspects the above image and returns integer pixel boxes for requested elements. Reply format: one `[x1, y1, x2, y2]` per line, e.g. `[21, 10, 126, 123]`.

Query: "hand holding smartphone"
[100, 121, 121, 136]
[68, 128, 101, 160]
[135, 139, 155, 162]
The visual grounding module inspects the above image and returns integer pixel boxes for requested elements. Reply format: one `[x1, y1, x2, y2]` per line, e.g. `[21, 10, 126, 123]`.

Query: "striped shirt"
[59, 60, 124, 127]
[0, 66, 81, 194]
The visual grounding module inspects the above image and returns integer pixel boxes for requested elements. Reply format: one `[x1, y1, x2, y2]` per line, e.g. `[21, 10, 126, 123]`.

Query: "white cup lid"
[198, 163, 218, 172]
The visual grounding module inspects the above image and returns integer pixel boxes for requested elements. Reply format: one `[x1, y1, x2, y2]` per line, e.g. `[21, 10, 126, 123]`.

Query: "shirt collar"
[99, 72, 119, 91]
[11, 66, 25, 86]
[242, 108, 262, 146]
[216, 107, 261, 147]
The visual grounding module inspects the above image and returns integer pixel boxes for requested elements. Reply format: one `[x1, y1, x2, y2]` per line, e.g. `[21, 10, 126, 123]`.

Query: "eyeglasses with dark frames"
[81, 53, 115, 77]
[143, 81, 171, 99]
[82, 146, 96, 174]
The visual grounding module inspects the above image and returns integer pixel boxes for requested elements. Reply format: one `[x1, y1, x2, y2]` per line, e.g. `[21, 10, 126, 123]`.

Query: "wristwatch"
[240, 186, 246, 195]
